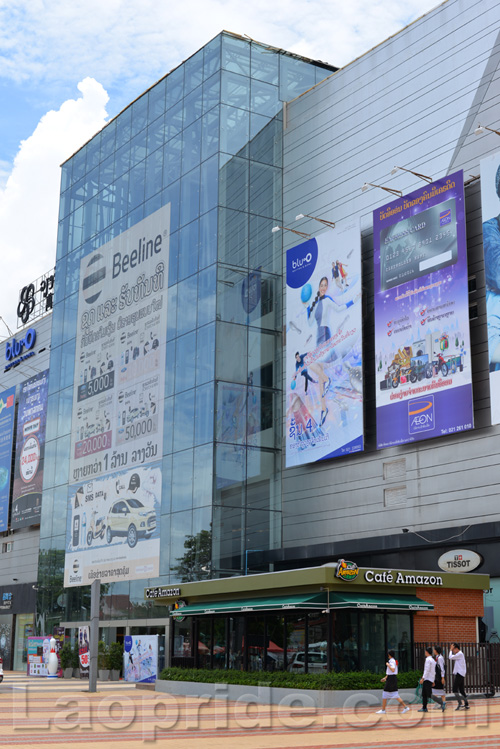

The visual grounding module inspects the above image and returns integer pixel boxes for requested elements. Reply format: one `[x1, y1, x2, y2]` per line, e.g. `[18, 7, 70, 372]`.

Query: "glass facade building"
[38, 32, 334, 632]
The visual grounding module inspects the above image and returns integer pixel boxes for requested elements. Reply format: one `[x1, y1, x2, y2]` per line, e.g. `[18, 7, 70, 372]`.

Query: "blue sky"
[0, 0, 441, 333]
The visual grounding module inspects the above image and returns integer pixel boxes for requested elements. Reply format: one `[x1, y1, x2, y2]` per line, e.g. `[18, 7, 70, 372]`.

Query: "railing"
[413, 642, 500, 695]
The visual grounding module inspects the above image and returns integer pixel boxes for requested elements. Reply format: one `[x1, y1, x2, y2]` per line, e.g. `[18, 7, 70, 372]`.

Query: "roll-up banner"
[12, 371, 49, 528]
[374, 170, 473, 448]
[64, 203, 170, 587]
[0, 387, 16, 531]
[480, 151, 500, 424]
[285, 222, 363, 467]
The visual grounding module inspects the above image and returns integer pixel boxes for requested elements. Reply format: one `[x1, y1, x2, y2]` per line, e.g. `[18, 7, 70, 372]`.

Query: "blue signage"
[4, 329, 37, 372]
[0, 387, 16, 531]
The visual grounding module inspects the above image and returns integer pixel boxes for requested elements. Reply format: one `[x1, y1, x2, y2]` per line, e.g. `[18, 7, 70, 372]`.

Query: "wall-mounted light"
[474, 124, 500, 137]
[391, 166, 432, 183]
[272, 225, 311, 238]
[295, 213, 336, 228]
[361, 182, 402, 197]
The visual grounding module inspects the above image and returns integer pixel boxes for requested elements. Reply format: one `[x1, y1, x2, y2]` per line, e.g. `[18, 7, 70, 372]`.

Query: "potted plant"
[72, 642, 80, 678]
[109, 641, 123, 681]
[59, 643, 73, 678]
[98, 641, 110, 681]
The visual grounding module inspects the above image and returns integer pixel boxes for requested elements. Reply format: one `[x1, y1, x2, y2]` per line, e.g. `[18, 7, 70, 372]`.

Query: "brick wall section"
[413, 587, 484, 642]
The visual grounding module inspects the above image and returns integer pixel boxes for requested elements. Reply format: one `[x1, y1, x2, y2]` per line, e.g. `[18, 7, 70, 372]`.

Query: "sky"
[0, 0, 443, 334]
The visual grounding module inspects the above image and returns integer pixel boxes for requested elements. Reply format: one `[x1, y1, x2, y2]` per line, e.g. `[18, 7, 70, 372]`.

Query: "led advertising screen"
[480, 151, 500, 424]
[64, 203, 170, 587]
[11, 371, 49, 528]
[285, 222, 363, 467]
[0, 387, 16, 531]
[374, 170, 473, 448]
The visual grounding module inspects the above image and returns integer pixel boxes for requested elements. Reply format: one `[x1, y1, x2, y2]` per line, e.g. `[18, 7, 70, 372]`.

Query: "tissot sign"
[437, 549, 482, 573]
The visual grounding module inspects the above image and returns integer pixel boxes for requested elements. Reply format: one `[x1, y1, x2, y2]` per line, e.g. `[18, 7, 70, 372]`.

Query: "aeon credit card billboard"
[374, 170, 473, 448]
[64, 204, 169, 587]
[285, 222, 363, 467]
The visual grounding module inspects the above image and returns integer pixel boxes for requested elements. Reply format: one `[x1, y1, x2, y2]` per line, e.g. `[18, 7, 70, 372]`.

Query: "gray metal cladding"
[281, 0, 500, 547]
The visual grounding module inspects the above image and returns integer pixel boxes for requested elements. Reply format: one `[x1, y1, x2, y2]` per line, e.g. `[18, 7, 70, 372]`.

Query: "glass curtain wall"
[38, 32, 332, 628]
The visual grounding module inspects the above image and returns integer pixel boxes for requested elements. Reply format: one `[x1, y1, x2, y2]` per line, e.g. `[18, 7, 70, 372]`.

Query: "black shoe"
[464, 704, 470, 710]
[455, 704, 463, 711]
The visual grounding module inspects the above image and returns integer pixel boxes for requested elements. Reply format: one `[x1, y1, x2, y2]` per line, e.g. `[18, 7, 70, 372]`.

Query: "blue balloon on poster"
[301, 283, 312, 304]
[290, 380, 296, 390]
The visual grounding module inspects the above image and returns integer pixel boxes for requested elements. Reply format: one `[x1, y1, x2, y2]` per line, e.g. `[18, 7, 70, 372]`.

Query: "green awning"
[329, 592, 433, 611]
[171, 592, 328, 617]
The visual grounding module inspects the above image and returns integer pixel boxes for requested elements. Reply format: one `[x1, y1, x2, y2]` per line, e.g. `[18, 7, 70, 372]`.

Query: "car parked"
[287, 651, 327, 672]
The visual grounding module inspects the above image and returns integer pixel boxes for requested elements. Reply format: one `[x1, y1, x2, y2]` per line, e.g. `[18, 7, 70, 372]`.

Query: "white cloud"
[0, 78, 109, 332]
[0, 0, 442, 89]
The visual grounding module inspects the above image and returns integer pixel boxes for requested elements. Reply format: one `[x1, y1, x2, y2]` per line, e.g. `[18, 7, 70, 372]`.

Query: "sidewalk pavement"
[0, 673, 499, 749]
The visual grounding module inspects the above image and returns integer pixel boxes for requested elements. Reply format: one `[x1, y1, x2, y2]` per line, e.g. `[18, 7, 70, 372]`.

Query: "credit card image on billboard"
[380, 198, 457, 291]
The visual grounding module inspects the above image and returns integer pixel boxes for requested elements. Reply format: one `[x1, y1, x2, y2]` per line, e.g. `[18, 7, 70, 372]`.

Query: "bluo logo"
[5, 328, 36, 361]
[408, 396, 434, 434]
[291, 252, 313, 270]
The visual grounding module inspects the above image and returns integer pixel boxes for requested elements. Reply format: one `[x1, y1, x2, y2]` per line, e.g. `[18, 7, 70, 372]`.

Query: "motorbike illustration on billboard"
[65, 464, 161, 586]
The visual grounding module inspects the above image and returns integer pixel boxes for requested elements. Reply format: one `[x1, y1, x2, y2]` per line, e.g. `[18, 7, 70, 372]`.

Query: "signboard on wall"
[0, 387, 16, 531]
[64, 204, 170, 587]
[285, 222, 364, 467]
[373, 170, 473, 448]
[11, 370, 49, 528]
[480, 151, 500, 424]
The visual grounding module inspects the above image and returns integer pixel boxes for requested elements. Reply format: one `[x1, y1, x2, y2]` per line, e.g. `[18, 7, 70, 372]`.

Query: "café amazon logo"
[336, 559, 359, 582]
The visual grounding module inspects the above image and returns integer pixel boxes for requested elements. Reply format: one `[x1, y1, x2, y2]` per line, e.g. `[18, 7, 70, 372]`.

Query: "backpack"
[435, 657, 442, 682]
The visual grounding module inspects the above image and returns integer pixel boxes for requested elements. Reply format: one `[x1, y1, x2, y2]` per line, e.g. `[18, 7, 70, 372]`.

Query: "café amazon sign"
[336, 560, 444, 588]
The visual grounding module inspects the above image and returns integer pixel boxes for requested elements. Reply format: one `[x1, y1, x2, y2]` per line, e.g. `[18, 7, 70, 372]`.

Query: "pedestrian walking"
[376, 649, 410, 714]
[419, 646, 435, 712]
[449, 642, 469, 710]
[430, 646, 446, 710]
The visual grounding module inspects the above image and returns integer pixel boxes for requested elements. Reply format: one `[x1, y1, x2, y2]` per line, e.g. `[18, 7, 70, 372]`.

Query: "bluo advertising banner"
[480, 151, 500, 424]
[64, 204, 169, 587]
[12, 370, 49, 528]
[0, 387, 16, 531]
[123, 634, 158, 683]
[374, 170, 473, 448]
[285, 223, 363, 467]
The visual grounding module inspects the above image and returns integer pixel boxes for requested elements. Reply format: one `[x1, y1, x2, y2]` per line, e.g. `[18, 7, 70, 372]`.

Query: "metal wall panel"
[282, 0, 500, 547]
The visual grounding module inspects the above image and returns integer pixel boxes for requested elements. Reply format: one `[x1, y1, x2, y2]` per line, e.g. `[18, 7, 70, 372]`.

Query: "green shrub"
[109, 641, 124, 672]
[59, 643, 73, 670]
[71, 642, 80, 670]
[159, 667, 422, 691]
[98, 640, 110, 670]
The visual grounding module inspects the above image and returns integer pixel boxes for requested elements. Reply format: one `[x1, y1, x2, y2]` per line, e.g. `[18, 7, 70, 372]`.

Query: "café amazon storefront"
[145, 561, 489, 674]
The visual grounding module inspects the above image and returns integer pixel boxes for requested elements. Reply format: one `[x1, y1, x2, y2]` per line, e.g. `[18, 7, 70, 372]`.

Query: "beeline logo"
[292, 252, 313, 270]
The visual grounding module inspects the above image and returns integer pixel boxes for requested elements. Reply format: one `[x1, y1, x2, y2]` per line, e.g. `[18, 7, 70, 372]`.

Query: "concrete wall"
[282, 0, 500, 547]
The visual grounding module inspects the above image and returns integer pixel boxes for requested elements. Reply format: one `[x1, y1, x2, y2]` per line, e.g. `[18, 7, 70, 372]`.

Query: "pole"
[89, 578, 100, 693]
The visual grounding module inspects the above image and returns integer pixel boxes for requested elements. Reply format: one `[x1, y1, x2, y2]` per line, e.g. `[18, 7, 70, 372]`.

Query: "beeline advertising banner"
[480, 151, 500, 424]
[64, 204, 170, 587]
[285, 223, 363, 467]
[12, 370, 49, 528]
[374, 170, 473, 448]
[0, 387, 16, 531]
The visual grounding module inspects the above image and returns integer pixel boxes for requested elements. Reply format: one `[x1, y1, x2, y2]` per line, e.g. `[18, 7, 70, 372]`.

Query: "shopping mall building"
[2, 0, 500, 672]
